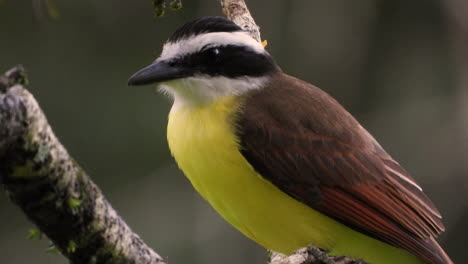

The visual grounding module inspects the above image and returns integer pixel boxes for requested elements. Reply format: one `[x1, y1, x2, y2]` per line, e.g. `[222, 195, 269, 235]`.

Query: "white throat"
[159, 75, 269, 110]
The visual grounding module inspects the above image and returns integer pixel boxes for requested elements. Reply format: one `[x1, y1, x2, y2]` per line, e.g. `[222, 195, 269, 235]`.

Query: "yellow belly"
[167, 96, 421, 264]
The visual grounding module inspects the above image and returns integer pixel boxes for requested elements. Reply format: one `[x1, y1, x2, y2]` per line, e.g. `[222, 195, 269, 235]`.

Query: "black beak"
[128, 61, 191, 86]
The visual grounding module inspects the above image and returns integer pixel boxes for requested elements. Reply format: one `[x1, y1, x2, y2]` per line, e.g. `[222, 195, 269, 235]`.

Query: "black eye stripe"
[202, 47, 221, 58]
[169, 45, 278, 78]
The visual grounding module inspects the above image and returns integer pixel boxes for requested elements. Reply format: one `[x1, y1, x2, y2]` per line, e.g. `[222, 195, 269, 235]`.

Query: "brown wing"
[236, 73, 451, 264]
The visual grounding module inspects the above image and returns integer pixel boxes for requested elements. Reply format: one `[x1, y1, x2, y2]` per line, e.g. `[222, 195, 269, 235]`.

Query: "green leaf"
[170, 0, 182, 10]
[27, 229, 42, 240]
[67, 240, 77, 254]
[153, 0, 166, 17]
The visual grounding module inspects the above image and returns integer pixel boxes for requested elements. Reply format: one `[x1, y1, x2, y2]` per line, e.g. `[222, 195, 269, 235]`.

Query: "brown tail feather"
[424, 237, 453, 264]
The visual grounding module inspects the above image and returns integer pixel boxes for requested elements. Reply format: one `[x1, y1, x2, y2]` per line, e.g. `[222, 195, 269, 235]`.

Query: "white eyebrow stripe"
[159, 31, 265, 61]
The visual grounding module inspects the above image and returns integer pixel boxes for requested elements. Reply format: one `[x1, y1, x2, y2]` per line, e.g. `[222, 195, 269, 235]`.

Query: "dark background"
[1, 0, 467, 263]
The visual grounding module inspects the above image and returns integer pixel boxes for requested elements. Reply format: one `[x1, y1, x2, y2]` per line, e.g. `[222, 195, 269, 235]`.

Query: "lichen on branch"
[220, 0, 261, 42]
[0, 65, 166, 264]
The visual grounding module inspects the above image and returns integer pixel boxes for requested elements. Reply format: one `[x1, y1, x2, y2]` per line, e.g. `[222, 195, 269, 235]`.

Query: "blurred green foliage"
[153, 0, 183, 17]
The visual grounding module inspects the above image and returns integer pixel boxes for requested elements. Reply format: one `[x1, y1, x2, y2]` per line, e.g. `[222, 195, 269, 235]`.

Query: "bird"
[128, 16, 452, 264]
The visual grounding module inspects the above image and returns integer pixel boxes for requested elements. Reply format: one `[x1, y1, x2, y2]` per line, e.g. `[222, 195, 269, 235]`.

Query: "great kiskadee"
[128, 17, 452, 264]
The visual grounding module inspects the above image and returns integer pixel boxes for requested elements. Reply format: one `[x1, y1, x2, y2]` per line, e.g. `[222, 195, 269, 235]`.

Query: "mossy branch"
[220, 0, 261, 42]
[268, 246, 360, 264]
[0, 65, 166, 264]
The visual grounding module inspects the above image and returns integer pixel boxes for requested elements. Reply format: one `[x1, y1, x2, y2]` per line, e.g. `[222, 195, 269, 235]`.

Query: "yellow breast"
[166, 96, 421, 264]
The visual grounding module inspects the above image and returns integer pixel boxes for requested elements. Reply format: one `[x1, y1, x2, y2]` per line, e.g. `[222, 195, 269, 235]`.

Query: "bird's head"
[128, 16, 278, 107]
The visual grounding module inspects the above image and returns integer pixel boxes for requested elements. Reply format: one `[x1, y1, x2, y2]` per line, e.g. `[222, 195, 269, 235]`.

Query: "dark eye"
[211, 48, 220, 56]
[200, 47, 222, 64]
[206, 48, 221, 59]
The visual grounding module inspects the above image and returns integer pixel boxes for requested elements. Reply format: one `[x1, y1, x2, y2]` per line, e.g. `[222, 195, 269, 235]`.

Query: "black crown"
[168, 16, 242, 43]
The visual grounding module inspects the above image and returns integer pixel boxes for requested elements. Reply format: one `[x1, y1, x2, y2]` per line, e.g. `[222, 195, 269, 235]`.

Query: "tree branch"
[268, 246, 359, 264]
[0, 65, 166, 264]
[220, 0, 261, 42]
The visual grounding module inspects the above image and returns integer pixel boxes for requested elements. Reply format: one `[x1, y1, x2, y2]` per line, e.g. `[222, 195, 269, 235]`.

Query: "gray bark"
[0, 65, 166, 264]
